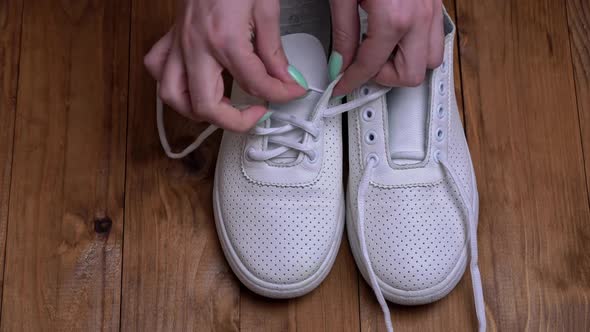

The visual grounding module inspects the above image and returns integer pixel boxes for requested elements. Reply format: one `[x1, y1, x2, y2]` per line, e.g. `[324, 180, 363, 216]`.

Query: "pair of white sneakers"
[157, 12, 485, 332]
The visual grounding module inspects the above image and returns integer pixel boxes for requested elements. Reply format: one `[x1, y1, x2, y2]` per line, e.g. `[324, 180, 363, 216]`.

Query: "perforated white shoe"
[210, 34, 347, 298]
[157, 34, 351, 298]
[345, 13, 486, 332]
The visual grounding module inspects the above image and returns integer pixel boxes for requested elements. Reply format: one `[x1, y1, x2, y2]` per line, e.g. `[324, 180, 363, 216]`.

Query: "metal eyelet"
[366, 153, 380, 167]
[245, 147, 256, 161]
[434, 150, 441, 163]
[361, 86, 370, 96]
[438, 81, 445, 95]
[308, 151, 318, 163]
[365, 130, 377, 145]
[436, 128, 445, 141]
[362, 108, 375, 121]
[437, 104, 445, 119]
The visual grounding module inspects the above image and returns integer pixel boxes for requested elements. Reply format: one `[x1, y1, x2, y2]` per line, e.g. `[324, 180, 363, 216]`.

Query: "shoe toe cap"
[217, 196, 343, 297]
[359, 181, 469, 303]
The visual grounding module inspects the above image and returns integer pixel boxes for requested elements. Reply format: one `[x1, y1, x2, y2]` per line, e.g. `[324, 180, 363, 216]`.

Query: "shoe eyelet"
[434, 150, 441, 163]
[436, 128, 445, 141]
[441, 60, 448, 73]
[364, 130, 377, 145]
[308, 151, 318, 163]
[312, 134, 320, 143]
[362, 107, 375, 121]
[366, 153, 379, 167]
[438, 81, 445, 95]
[245, 147, 256, 161]
[437, 104, 445, 119]
[361, 86, 370, 96]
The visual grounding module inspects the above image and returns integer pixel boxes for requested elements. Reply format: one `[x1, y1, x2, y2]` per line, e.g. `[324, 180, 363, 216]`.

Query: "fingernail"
[287, 65, 308, 90]
[328, 51, 343, 82]
[256, 111, 273, 124]
[330, 95, 345, 104]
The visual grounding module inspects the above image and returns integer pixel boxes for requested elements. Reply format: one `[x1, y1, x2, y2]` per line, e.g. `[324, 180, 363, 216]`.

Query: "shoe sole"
[213, 163, 346, 299]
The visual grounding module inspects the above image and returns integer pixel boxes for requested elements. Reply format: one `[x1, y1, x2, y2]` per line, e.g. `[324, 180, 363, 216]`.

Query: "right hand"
[329, 0, 444, 96]
[144, 0, 307, 133]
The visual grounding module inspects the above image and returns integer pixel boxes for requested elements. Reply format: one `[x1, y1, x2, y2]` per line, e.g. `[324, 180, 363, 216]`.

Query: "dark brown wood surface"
[567, 0, 590, 201]
[0, 0, 589, 331]
[0, 0, 22, 317]
[0, 1, 129, 330]
[458, 0, 590, 330]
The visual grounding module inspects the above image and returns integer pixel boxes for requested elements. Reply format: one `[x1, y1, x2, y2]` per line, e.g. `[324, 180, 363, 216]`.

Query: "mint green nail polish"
[288, 65, 308, 90]
[328, 51, 343, 82]
[256, 111, 273, 124]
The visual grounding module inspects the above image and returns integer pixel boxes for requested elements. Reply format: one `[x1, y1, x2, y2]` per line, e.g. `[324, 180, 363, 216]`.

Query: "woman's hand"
[329, 0, 444, 96]
[144, 0, 307, 133]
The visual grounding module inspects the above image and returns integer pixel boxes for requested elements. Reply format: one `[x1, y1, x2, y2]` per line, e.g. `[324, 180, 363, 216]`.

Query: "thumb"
[328, 0, 360, 82]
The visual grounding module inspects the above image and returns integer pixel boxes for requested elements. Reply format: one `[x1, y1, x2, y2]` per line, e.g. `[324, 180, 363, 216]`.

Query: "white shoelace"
[155, 78, 485, 332]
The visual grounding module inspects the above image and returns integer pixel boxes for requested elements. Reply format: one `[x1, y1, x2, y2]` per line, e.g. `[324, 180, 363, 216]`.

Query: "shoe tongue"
[387, 77, 430, 165]
[267, 33, 328, 164]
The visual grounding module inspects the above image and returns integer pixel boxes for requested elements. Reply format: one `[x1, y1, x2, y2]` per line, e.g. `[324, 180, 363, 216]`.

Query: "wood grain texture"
[0, 0, 129, 330]
[2, 0, 590, 330]
[121, 1, 240, 330]
[458, 0, 590, 330]
[566, 0, 590, 201]
[0, 0, 22, 318]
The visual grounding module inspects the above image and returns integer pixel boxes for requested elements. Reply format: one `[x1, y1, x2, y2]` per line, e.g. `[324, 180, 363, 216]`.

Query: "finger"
[333, 25, 399, 95]
[328, 0, 360, 80]
[253, 0, 292, 82]
[186, 52, 266, 132]
[374, 21, 430, 87]
[427, 1, 444, 68]
[144, 28, 174, 80]
[206, 102, 267, 133]
[159, 38, 192, 117]
[218, 39, 306, 103]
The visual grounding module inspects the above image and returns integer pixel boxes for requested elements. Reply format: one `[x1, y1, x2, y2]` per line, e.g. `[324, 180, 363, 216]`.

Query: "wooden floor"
[0, 0, 589, 331]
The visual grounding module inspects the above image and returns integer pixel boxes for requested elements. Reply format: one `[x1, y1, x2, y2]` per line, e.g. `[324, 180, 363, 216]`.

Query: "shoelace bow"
[156, 77, 486, 332]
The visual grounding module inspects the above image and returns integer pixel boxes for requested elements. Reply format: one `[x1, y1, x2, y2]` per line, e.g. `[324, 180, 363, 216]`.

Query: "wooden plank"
[457, 0, 590, 330]
[566, 0, 590, 202]
[0, 0, 129, 330]
[0, 0, 23, 318]
[121, 2, 241, 331]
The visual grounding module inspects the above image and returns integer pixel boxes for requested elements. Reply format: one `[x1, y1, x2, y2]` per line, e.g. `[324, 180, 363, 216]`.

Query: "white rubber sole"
[346, 183, 478, 305]
[212, 172, 345, 299]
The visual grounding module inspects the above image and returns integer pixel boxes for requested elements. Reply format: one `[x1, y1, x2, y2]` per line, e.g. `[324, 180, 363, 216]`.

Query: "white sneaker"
[158, 34, 346, 298]
[214, 34, 346, 298]
[345, 12, 486, 332]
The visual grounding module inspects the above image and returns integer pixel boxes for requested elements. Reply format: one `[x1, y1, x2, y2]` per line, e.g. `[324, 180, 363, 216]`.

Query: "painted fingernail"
[330, 95, 345, 104]
[328, 51, 343, 82]
[256, 111, 273, 124]
[288, 65, 308, 90]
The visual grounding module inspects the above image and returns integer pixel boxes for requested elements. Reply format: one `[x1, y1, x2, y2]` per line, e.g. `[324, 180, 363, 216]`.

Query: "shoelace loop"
[156, 77, 387, 160]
